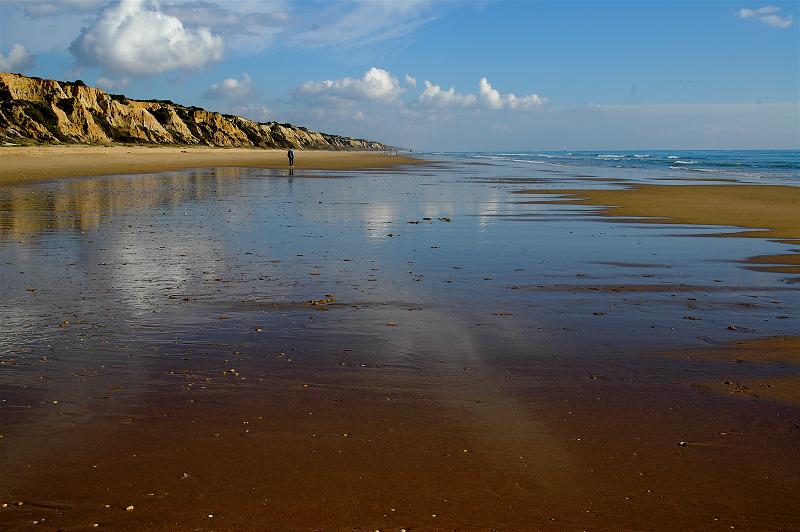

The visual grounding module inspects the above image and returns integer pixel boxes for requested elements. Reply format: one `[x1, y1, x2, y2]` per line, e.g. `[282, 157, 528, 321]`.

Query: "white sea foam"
[670, 166, 719, 172]
[596, 154, 625, 159]
[672, 160, 697, 165]
[509, 158, 571, 167]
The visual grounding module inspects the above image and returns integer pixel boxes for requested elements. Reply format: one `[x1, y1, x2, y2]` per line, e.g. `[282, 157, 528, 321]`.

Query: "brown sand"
[748, 253, 800, 266]
[516, 184, 800, 240]
[675, 336, 800, 407]
[675, 335, 800, 366]
[516, 183, 800, 272]
[4, 348, 800, 530]
[512, 283, 792, 293]
[746, 253, 800, 274]
[0, 145, 424, 184]
[703, 375, 800, 407]
[3, 173, 800, 528]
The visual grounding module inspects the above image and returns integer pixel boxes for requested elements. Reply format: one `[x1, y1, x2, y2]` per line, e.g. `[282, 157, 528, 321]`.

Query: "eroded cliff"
[0, 73, 392, 150]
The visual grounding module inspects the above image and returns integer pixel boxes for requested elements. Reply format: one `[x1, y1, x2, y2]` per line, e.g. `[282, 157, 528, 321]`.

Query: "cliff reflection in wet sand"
[0, 167, 253, 238]
[1, 159, 799, 530]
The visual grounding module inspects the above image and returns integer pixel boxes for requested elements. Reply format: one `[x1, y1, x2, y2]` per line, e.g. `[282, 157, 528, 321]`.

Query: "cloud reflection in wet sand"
[1, 159, 799, 529]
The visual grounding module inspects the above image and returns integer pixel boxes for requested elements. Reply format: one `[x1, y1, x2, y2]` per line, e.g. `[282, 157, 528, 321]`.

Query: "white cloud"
[478, 77, 547, 110]
[294, 69, 547, 114]
[759, 13, 794, 28]
[204, 73, 256, 101]
[225, 104, 271, 122]
[418, 80, 476, 107]
[96, 76, 131, 90]
[739, 6, 780, 17]
[0, 43, 34, 71]
[22, 0, 106, 17]
[287, 0, 442, 50]
[2, 1, 450, 62]
[737, 5, 793, 28]
[298, 67, 404, 103]
[160, 0, 288, 52]
[69, 0, 224, 77]
[415, 77, 547, 110]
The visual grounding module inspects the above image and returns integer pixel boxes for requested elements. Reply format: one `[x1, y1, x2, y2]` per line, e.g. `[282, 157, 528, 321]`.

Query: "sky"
[1, 0, 798, 150]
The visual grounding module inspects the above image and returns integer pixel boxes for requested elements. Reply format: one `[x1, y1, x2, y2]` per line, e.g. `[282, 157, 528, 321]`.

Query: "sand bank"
[702, 375, 800, 407]
[512, 283, 793, 293]
[674, 336, 800, 407]
[0, 145, 424, 184]
[676, 335, 800, 366]
[517, 184, 800, 240]
[517, 183, 800, 272]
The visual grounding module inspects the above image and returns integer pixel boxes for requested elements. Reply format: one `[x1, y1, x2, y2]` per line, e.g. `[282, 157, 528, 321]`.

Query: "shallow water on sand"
[1, 159, 799, 529]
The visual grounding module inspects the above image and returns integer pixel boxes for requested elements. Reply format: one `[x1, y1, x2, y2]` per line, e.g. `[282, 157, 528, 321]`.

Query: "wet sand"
[0, 145, 423, 184]
[516, 183, 800, 273]
[673, 335, 800, 365]
[4, 341, 800, 530]
[2, 160, 799, 529]
[516, 184, 799, 238]
[673, 336, 800, 407]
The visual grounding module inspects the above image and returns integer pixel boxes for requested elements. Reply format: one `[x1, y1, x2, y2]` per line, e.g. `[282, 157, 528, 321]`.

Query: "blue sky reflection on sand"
[1, 158, 797, 364]
[2, 157, 800, 529]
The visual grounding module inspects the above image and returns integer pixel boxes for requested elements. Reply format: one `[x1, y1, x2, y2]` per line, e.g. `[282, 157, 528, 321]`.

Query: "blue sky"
[1, 0, 798, 150]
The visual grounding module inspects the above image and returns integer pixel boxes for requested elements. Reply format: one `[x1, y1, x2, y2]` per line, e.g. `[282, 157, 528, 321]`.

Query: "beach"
[516, 183, 800, 273]
[0, 145, 422, 184]
[1, 151, 799, 529]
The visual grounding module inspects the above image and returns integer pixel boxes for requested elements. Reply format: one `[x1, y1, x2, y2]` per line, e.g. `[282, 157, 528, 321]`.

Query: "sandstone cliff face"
[0, 73, 392, 150]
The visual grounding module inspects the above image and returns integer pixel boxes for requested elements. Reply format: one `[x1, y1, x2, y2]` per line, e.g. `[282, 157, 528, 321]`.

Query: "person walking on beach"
[287, 148, 295, 167]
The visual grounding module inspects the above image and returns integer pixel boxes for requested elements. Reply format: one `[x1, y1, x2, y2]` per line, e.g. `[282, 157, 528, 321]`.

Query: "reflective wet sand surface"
[2, 160, 799, 529]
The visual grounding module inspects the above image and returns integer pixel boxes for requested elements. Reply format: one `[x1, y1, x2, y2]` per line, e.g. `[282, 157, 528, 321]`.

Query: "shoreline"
[0, 145, 426, 184]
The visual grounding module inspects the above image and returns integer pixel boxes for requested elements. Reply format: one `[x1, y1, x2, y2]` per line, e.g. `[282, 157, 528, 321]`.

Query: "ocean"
[426, 149, 799, 184]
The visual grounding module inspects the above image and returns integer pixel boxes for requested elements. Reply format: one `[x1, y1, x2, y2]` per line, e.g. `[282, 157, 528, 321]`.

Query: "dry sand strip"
[671, 336, 800, 407]
[0, 145, 426, 184]
[516, 184, 800, 272]
[673, 335, 800, 366]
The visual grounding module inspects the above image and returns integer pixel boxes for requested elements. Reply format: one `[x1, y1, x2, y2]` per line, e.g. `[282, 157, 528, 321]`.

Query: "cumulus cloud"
[295, 68, 548, 112]
[204, 73, 256, 101]
[737, 5, 793, 28]
[3, 1, 451, 63]
[0, 43, 34, 71]
[418, 80, 476, 107]
[415, 77, 547, 110]
[69, 0, 224, 77]
[298, 67, 404, 103]
[478, 77, 547, 110]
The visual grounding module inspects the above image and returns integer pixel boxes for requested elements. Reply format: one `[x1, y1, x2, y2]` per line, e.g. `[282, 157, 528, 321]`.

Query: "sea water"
[427, 150, 799, 184]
